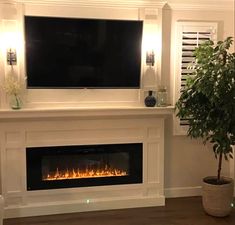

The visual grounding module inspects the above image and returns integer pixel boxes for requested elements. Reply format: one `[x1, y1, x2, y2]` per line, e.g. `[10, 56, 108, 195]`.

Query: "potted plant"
[175, 37, 235, 217]
[2, 74, 25, 109]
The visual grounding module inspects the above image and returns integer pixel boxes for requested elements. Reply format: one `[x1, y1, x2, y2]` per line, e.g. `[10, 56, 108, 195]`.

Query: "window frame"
[173, 21, 218, 135]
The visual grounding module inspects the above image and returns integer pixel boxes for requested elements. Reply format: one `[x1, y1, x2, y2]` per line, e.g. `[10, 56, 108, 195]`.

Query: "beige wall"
[165, 117, 230, 193]
[163, 7, 234, 195]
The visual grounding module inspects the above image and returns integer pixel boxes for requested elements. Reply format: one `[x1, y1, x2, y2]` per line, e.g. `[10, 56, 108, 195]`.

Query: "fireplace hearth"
[26, 143, 143, 190]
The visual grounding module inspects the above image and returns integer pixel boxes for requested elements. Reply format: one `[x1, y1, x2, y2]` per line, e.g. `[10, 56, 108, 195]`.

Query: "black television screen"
[24, 16, 143, 89]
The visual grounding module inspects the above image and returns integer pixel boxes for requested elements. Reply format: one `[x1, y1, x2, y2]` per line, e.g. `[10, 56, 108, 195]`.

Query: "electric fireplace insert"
[26, 143, 143, 190]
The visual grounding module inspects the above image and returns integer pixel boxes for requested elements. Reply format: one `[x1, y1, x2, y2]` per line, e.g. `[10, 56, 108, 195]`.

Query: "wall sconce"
[7, 48, 17, 65]
[146, 50, 155, 66]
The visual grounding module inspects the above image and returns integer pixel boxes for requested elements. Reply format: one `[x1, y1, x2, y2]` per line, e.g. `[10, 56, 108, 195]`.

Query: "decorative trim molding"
[1, 0, 167, 8]
[167, 0, 234, 11]
[169, 4, 234, 12]
[1, 0, 234, 11]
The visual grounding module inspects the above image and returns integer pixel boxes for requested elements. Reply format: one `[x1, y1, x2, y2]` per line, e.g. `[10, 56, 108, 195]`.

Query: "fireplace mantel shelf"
[0, 106, 174, 119]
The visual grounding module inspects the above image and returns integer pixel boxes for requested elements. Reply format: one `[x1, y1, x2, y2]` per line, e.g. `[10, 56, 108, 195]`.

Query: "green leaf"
[175, 37, 235, 174]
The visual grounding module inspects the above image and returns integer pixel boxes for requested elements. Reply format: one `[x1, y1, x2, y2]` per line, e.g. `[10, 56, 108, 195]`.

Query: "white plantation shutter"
[174, 22, 217, 134]
[181, 32, 212, 89]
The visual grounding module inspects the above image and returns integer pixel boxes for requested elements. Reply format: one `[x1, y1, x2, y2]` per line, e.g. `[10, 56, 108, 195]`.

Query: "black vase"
[144, 90, 156, 107]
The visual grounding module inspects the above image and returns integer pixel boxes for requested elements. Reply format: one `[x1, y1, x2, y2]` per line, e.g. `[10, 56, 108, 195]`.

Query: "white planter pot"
[202, 176, 234, 217]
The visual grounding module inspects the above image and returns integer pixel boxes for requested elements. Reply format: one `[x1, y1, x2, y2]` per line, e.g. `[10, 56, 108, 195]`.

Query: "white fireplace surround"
[0, 0, 174, 218]
[0, 107, 173, 218]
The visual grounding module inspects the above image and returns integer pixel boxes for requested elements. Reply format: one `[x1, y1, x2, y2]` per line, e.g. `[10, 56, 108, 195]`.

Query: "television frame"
[24, 16, 144, 89]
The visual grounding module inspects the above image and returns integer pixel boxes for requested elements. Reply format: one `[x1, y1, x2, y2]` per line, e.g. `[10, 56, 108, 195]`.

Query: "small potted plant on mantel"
[2, 74, 25, 110]
[175, 37, 235, 217]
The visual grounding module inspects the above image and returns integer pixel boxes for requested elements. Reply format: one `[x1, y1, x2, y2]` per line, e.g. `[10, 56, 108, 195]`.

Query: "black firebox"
[26, 143, 143, 190]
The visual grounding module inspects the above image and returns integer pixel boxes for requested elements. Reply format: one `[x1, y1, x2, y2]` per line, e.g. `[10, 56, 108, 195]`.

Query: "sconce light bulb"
[7, 48, 17, 65]
[146, 50, 155, 66]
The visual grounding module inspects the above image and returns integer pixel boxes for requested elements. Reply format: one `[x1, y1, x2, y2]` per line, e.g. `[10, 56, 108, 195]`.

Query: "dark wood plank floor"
[4, 197, 235, 225]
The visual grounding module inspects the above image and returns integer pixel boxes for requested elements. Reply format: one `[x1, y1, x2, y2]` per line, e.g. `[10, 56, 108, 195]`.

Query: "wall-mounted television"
[24, 16, 143, 89]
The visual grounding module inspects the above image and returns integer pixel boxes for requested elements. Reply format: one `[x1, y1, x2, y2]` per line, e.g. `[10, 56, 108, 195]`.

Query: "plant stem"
[217, 152, 223, 182]
[14, 94, 20, 109]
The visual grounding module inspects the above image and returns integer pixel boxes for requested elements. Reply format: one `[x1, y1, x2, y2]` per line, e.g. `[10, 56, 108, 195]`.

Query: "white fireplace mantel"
[0, 106, 174, 120]
[0, 106, 173, 218]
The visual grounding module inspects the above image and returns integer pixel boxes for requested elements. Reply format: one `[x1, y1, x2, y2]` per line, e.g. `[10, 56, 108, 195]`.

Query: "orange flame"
[43, 166, 128, 181]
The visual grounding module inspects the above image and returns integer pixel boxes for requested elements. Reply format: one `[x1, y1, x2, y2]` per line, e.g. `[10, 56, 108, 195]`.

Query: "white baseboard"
[165, 186, 235, 198]
[164, 186, 202, 198]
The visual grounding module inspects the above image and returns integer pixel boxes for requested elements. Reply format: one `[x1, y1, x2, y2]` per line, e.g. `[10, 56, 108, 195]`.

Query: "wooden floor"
[4, 197, 235, 225]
